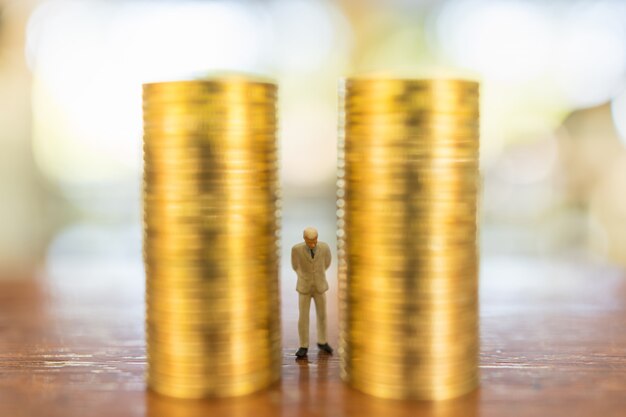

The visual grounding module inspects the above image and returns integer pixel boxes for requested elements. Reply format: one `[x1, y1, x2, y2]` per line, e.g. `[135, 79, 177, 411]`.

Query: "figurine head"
[303, 227, 318, 249]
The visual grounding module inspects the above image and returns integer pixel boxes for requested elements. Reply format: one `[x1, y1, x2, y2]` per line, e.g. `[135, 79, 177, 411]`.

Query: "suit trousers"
[298, 292, 327, 348]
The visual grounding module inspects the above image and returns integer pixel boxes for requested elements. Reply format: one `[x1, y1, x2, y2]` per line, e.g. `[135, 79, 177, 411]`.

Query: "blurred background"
[2, 0, 626, 287]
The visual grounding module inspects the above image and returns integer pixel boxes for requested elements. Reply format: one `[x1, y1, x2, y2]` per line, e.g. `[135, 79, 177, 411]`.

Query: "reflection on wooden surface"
[145, 351, 479, 417]
[0, 256, 625, 416]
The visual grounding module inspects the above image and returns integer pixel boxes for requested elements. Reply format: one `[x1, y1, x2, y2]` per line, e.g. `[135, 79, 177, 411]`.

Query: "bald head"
[303, 227, 318, 249]
[303, 227, 318, 239]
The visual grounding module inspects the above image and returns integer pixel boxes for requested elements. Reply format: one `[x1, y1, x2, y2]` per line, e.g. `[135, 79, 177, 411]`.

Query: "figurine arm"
[291, 246, 298, 271]
[325, 244, 331, 270]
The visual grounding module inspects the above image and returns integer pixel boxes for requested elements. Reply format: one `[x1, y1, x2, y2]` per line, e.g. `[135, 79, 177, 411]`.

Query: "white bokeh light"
[281, 103, 337, 187]
[26, 0, 268, 185]
[553, 1, 626, 108]
[268, 0, 350, 74]
[434, 0, 553, 82]
[432, 0, 626, 109]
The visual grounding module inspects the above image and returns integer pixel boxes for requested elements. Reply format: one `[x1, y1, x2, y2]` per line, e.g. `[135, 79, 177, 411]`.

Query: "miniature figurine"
[291, 227, 333, 358]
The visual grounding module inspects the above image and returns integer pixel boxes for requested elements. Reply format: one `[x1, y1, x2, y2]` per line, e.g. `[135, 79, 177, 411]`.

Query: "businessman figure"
[291, 227, 333, 358]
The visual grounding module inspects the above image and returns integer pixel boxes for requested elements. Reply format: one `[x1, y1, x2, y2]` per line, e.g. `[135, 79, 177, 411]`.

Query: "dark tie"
[310, 249, 315, 259]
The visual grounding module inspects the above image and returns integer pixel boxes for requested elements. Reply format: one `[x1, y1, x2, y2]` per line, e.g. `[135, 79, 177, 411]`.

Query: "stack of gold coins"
[337, 78, 480, 400]
[142, 77, 281, 399]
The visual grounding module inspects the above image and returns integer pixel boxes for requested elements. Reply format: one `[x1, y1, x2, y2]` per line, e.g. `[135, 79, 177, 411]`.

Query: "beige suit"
[291, 241, 331, 348]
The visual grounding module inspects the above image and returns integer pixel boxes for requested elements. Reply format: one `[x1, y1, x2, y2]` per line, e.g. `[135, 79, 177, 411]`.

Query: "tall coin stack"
[142, 78, 281, 399]
[338, 78, 480, 400]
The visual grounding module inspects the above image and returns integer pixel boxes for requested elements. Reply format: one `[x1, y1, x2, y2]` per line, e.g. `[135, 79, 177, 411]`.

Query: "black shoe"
[317, 343, 333, 354]
[295, 347, 308, 358]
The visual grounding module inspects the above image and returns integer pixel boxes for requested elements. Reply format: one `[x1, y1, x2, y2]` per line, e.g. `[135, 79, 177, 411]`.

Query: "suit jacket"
[291, 241, 331, 294]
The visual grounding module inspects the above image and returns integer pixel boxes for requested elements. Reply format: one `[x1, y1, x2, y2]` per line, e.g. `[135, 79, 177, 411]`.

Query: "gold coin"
[143, 77, 280, 399]
[339, 77, 479, 401]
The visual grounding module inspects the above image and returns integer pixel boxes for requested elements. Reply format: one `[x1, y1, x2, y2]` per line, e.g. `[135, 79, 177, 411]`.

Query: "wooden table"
[1, 256, 625, 417]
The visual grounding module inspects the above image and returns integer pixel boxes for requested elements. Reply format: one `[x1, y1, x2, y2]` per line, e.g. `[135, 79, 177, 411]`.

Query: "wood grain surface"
[0, 256, 625, 417]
